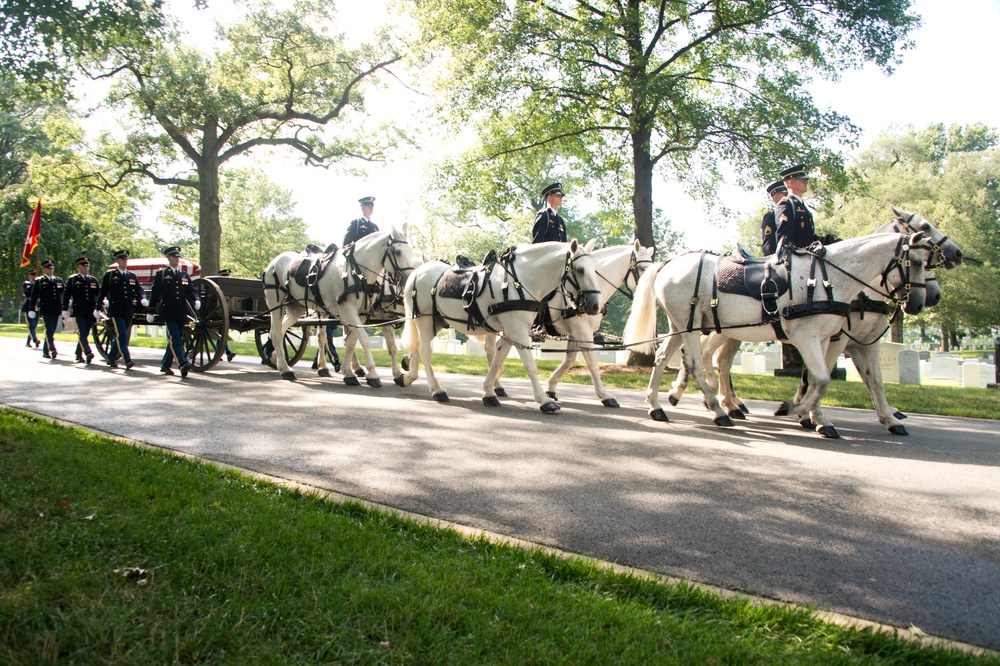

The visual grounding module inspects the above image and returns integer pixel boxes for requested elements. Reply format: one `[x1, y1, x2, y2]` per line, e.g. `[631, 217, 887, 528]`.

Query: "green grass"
[4, 323, 998, 419]
[1, 410, 994, 665]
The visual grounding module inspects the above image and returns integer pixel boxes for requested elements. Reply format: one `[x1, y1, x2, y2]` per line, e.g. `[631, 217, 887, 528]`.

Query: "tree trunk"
[631, 127, 655, 249]
[198, 121, 221, 276]
[890, 311, 903, 343]
[941, 324, 950, 352]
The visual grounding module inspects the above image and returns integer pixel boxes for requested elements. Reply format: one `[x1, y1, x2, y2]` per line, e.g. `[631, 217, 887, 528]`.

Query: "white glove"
[102, 298, 109, 307]
[146, 314, 155, 323]
[194, 299, 201, 310]
[61, 310, 70, 319]
[93, 310, 100, 319]
[28, 311, 36, 319]
[140, 298, 149, 307]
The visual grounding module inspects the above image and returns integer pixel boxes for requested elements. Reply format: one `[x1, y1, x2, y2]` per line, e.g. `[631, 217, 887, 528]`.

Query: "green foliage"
[408, 0, 919, 247]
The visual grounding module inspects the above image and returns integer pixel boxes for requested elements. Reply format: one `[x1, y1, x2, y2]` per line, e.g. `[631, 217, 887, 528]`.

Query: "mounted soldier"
[760, 180, 788, 256]
[531, 182, 567, 244]
[343, 196, 379, 246]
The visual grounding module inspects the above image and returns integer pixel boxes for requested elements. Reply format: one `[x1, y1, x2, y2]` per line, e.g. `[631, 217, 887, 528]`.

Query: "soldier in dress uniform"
[99, 249, 146, 369]
[773, 164, 819, 250]
[531, 182, 568, 243]
[148, 246, 199, 377]
[63, 257, 101, 364]
[760, 180, 788, 256]
[343, 196, 379, 246]
[22, 268, 41, 347]
[28, 259, 65, 359]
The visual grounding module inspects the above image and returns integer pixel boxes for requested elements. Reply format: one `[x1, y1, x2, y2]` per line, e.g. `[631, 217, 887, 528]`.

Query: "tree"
[88, 0, 405, 275]
[409, 0, 918, 249]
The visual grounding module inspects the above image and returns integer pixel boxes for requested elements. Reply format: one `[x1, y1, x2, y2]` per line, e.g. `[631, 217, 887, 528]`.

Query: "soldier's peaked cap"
[766, 180, 788, 196]
[163, 245, 182, 256]
[41, 259, 55, 268]
[780, 164, 809, 180]
[218, 268, 232, 276]
[75, 257, 90, 265]
[358, 196, 375, 205]
[113, 249, 130, 259]
[540, 182, 564, 198]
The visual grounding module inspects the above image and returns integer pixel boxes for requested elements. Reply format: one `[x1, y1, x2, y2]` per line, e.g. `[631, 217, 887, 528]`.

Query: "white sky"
[137, 0, 1000, 252]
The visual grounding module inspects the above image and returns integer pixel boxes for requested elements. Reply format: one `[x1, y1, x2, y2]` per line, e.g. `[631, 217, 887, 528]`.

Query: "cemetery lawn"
[2, 409, 996, 665]
[3, 324, 996, 420]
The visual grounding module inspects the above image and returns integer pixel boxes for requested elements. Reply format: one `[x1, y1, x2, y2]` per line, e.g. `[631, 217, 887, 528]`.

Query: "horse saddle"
[289, 244, 338, 289]
[716, 255, 789, 316]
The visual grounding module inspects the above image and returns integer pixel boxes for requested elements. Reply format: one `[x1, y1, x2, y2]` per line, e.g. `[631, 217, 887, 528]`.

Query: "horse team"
[262, 207, 964, 440]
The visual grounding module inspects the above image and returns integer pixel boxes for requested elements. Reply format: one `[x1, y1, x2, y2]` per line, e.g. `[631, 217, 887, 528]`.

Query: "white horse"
[262, 225, 413, 384]
[401, 239, 602, 412]
[623, 231, 932, 438]
[676, 208, 962, 435]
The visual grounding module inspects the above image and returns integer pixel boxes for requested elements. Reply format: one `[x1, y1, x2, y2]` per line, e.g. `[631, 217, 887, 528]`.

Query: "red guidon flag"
[21, 197, 41, 267]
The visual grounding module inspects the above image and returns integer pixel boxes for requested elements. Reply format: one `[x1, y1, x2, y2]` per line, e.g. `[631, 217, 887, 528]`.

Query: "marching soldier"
[22, 268, 41, 347]
[62, 257, 100, 364]
[760, 180, 788, 256]
[531, 182, 567, 243]
[148, 246, 198, 377]
[28, 259, 65, 359]
[99, 249, 146, 369]
[343, 196, 379, 246]
[773, 164, 819, 250]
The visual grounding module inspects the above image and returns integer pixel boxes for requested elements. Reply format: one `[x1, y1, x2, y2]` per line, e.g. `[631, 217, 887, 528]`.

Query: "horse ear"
[633, 238, 641, 252]
[569, 238, 579, 252]
[890, 205, 907, 220]
[911, 231, 925, 244]
[585, 238, 597, 253]
[401, 221, 409, 238]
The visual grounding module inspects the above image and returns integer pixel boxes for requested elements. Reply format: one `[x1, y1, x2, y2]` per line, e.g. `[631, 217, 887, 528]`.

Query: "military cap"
[113, 249, 130, 259]
[163, 245, 182, 257]
[540, 182, 564, 198]
[766, 180, 788, 196]
[27, 269, 38, 276]
[358, 196, 375, 206]
[780, 164, 809, 180]
[218, 268, 232, 276]
[41, 259, 55, 268]
[75, 256, 90, 266]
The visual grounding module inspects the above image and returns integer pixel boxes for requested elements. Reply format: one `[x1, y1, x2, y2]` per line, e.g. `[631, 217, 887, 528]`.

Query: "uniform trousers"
[41, 314, 59, 355]
[160, 321, 188, 369]
[74, 315, 95, 358]
[26, 314, 40, 345]
[108, 316, 133, 363]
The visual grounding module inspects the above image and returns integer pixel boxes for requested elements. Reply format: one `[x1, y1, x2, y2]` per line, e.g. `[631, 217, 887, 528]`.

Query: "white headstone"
[878, 342, 905, 384]
[761, 350, 780, 371]
[930, 355, 960, 379]
[753, 354, 767, 374]
[898, 349, 920, 385]
[982, 364, 996, 388]
[961, 362, 980, 388]
[740, 351, 756, 374]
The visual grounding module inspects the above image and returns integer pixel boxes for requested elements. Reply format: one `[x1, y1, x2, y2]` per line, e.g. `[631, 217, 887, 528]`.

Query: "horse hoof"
[540, 401, 561, 414]
[281, 371, 296, 381]
[739, 404, 750, 414]
[817, 425, 840, 439]
[355, 367, 366, 378]
[649, 408, 669, 422]
[401, 354, 410, 372]
[366, 377, 383, 388]
[545, 391, 558, 400]
[317, 368, 331, 378]
[774, 401, 792, 416]
[728, 409, 746, 420]
[893, 410, 907, 420]
[668, 395, 679, 407]
[799, 418, 814, 429]
[714, 414, 735, 427]
[343, 376, 361, 386]
[888, 424, 909, 436]
[483, 396, 501, 407]
[494, 388, 507, 397]
[601, 398, 620, 408]
[394, 375, 405, 387]
[432, 391, 449, 402]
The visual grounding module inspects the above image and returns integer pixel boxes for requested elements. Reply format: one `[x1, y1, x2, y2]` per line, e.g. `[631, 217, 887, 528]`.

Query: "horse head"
[884, 231, 932, 315]
[631, 238, 657, 284]
[889, 206, 964, 268]
[566, 238, 602, 316]
[924, 269, 942, 307]
[386, 222, 415, 283]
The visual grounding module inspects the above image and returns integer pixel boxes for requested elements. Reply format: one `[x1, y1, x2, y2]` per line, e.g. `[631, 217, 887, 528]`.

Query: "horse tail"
[623, 261, 661, 354]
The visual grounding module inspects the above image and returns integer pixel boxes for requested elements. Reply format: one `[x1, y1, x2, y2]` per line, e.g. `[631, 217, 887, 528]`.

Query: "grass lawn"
[3, 323, 998, 420]
[1, 410, 994, 665]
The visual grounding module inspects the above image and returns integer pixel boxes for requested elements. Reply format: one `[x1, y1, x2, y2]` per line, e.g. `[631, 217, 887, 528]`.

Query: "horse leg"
[415, 319, 447, 401]
[849, 343, 907, 434]
[315, 326, 332, 377]
[484, 333, 507, 396]
[508, 336, 560, 413]
[482, 337, 513, 406]
[648, 334, 683, 421]
[715, 338, 745, 419]
[666, 345, 688, 407]
[383, 326, 405, 386]
[679, 332, 733, 427]
[272, 307, 300, 380]
[787, 340, 838, 438]
[545, 342, 576, 402]
[347, 318, 383, 387]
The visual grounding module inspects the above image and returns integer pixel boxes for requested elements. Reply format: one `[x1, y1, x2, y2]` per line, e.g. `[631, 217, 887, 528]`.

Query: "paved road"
[2, 337, 998, 650]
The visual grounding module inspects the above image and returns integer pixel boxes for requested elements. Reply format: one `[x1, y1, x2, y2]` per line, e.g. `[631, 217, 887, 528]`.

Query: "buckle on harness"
[690, 296, 699, 306]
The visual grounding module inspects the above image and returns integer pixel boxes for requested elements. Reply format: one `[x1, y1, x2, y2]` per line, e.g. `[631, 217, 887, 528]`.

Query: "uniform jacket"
[21, 280, 33, 313]
[99, 269, 145, 318]
[773, 194, 818, 250]
[531, 207, 567, 243]
[63, 273, 101, 317]
[29, 275, 66, 316]
[343, 218, 379, 246]
[149, 266, 196, 322]
[760, 210, 777, 256]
